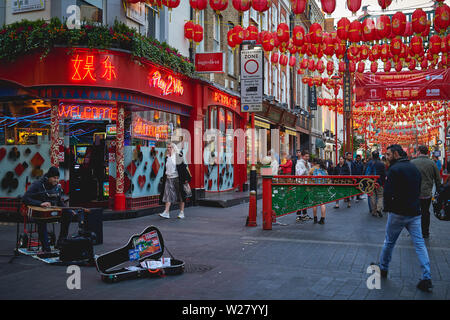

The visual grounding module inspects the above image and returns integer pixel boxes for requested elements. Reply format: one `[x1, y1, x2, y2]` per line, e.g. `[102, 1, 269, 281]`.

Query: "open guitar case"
[95, 226, 184, 283]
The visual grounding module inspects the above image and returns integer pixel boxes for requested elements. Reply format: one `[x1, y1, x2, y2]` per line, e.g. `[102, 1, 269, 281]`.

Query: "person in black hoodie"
[23, 166, 73, 252]
[333, 156, 351, 208]
[372, 144, 432, 293]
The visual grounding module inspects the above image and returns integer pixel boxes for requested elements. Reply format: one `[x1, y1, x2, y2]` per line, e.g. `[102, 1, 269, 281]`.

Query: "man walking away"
[373, 144, 432, 293]
[365, 151, 386, 217]
[411, 146, 442, 239]
[295, 150, 312, 221]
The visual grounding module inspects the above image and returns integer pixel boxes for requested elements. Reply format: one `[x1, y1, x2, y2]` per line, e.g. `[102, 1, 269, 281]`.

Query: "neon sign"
[148, 71, 184, 96]
[213, 92, 238, 110]
[132, 116, 169, 140]
[71, 55, 117, 82]
[58, 104, 118, 121]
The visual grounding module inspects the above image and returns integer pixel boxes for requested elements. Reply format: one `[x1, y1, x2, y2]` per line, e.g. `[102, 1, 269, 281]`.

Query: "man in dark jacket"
[374, 144, 432, 293]
[365, 151, 386, 217]
[23, 167, 73, 252]
[411, 146, 442, 239]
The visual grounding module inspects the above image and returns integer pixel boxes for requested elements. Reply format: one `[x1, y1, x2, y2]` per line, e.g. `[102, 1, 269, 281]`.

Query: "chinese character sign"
[71, 54, 117, 82]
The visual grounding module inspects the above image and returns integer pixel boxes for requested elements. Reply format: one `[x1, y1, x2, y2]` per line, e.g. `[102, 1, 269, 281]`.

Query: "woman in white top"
[159, 143, 191, 219]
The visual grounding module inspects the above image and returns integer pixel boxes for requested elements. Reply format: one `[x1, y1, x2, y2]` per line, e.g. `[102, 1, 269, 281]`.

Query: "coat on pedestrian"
[411, 155, 442, 199]
[365, 159, 387, 187]
[279, 159, 293, 175]
[158, 151, 191, 205]
[333, 162, 350, 176]
[352, 159, 364, 176]
[383, 157, 422, 216]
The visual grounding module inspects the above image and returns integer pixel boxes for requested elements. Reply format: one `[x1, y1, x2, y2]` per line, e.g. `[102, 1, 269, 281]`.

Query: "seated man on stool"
[23, 166, 74, 252]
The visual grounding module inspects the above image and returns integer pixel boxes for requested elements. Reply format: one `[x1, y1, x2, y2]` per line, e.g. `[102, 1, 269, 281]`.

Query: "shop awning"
[315, 138, 326, 149]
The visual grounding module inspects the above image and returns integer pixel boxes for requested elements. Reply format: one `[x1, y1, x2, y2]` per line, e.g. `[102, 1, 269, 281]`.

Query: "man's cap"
[46, 166, 60, 178]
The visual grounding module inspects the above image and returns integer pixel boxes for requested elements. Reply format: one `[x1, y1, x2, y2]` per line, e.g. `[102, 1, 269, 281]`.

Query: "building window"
[264, 58, 269, 95]
[196, 10, 205, 53]
[213, 15, 221, 52]
[78, 0, 105, 25]
[273, 67, 278, 101]
[227, 24, 235, 76]
[271, 5, 278, 31]
[146, 5, 159, 40]
[281, 72, 286, 103]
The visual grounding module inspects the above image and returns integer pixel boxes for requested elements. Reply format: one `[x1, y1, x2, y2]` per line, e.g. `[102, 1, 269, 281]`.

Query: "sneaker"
[417, 279, 433, 293]
[177, 211, 185, 219]
[159, 211, 170, 219]
[301, 214, 312, 221]
[370, 262, 388, 278]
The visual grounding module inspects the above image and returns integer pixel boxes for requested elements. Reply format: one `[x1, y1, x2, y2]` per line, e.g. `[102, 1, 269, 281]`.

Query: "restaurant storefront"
[0, 47, 246, 211]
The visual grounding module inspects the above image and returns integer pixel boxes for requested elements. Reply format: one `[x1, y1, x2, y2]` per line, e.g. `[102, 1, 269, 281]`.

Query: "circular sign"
[243, 105, 249, 111]
[244, 59, 259, 75]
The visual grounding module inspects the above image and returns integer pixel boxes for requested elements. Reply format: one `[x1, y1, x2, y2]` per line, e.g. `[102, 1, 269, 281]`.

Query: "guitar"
[22, 205, 90, 220]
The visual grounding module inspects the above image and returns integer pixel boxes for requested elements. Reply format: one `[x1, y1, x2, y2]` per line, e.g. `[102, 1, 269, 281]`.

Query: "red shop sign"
[355, 69, 450, 102]
[195, 52, 224, 73]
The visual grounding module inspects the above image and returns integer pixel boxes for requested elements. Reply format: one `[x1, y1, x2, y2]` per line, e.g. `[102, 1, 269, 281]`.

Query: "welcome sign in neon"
[59, 104, 118, 121]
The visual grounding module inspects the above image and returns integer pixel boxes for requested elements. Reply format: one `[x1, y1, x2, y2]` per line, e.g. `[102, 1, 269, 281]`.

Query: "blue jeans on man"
[379, 212, 431, 280]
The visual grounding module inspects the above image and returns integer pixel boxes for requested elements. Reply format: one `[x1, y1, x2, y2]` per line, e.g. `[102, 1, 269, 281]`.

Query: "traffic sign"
[242, 104, 262, 112]
[241, 78, 263, 104]
[240, 48, 263, 113]
[241, 49, 263, 80]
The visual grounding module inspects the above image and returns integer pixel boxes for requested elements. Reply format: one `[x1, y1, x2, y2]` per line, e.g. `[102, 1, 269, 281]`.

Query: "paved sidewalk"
[0, 196, 449, 300]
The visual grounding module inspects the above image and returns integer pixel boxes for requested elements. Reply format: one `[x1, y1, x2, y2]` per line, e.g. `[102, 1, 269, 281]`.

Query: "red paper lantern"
[360, 44, 369, 60]
[271, 52, 279, 64]
[308, 59, 316, 72]
[247, 25, 258, 41]
[233, 25, 244, 45]
[429, 35, 442, 55]
[300, 59, 309, 69]
[434, 4, 450, 33]
[378, 0, 392, 10]
[280, 54, 288, 66]
[320, 0, 336, 15]
[371, 44, 381, 60]
[384, 60, 391, 72]
[376, 15, 391, 40]
[190, 0, 207, 10]
[252, 0, 270, 13]
[163, 0, 180, 9]
[309, 23, 323, 45]
[316, 60, 325, 74]
[391, 12, 406, 36]
[404, 22, 413, 37]
[390, 38, 402, 56]
[335, 42, 346, 59]
[184, 21, 195, 40]
[408, 59, 417, 71]
[209, 0, 228, 14]
[410, 36, 423, 56]
[291, 0, 307, 15]
[327, 60, 334, 74]
[348, 20, 362, 43]
[362, 18, 376, 42]
[395, 61, 403, 72]
[337, 17, 350, 41]
[293, 25, 305, 46]
[422, 20, 431, 37]
[347, 0, 362, 15]
[289, 55, 297, 68]
[357, 61, 365, 73]
[277, 23, 290, 43]
[232, 0, 251, 12]
[412, 9, 427, 35]
[370, 61, 378, 73]
[193, 24, 204, 43]
[227, 28, 237, 48]
[262, 32, 274, 52]
[349, 61, 356, 73]
[323, 34, 335, 57]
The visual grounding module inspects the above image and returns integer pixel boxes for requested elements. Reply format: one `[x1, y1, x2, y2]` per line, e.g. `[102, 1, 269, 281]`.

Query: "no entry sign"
[240, 48, 263, 112]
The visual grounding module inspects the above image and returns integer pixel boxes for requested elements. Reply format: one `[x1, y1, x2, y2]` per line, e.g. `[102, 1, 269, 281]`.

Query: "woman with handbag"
[159, 143, 192, 219]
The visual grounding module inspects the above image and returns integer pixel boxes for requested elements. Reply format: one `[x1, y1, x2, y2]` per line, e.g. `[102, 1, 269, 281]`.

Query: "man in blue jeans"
[373, 144, 432, 292]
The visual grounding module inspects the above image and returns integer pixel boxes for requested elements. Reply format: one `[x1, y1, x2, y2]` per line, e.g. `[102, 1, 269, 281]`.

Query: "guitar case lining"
[95, 226, 184, 283]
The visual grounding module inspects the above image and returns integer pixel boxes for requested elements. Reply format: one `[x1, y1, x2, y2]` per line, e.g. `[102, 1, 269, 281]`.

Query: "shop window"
[78, 0, 105, 25]
[0, 100, 51, 145]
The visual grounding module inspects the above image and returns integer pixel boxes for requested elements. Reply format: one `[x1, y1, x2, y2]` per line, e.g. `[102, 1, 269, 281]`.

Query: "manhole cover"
[184, 263, 215, 274]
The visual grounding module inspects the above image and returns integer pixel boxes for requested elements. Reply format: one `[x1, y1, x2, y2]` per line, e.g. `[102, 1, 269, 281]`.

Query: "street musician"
[23, 166, 74, 252]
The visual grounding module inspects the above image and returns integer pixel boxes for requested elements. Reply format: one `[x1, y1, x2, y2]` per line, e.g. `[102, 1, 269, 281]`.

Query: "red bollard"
[262, 175, 273, 230]
[246, 190, 257, 227]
